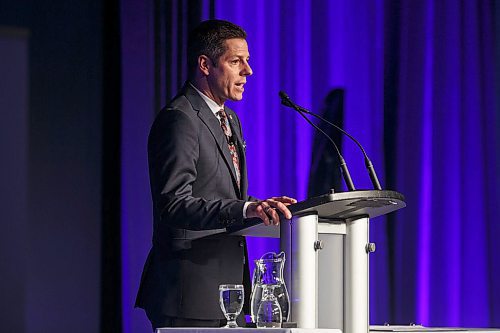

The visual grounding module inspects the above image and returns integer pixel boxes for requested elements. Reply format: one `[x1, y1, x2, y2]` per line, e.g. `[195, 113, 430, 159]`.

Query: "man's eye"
[231, 59, 240, 64]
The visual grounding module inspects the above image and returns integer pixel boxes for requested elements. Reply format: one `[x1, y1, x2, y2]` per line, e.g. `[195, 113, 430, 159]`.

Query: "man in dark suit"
[135, 19, 296, 329]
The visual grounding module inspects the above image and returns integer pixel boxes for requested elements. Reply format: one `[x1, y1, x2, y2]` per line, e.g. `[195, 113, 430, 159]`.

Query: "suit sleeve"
[148, 109, 246, 231]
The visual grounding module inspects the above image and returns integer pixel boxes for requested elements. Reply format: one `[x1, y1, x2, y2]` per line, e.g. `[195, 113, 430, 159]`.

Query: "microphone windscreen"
[279, 91, 294, 107]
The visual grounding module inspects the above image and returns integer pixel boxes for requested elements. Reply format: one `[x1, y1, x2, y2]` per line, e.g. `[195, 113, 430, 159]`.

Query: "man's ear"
[198, 55, 211, 76]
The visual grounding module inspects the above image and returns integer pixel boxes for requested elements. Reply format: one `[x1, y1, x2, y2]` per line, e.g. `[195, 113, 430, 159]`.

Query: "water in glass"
[219, 284, 244, 328]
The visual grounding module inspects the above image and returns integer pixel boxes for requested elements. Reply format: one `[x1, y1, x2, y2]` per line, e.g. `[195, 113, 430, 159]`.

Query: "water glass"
[219, 284, 244, 328]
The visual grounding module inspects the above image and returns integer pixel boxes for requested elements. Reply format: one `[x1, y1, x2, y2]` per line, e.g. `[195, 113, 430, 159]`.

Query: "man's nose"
[242, 62, 253, 76]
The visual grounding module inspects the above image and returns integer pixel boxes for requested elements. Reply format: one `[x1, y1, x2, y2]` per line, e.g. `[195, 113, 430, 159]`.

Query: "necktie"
[217, 109, 241, 189]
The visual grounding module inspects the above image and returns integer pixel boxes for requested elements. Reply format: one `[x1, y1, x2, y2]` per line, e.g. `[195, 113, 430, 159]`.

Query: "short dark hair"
[187, 19, 247, 77]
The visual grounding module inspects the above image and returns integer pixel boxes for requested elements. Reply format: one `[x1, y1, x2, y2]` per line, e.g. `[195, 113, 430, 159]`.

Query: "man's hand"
[246, 196, 297, 225]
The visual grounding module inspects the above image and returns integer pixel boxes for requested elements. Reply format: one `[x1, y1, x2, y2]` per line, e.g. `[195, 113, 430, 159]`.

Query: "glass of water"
[219, 284, 244, 328]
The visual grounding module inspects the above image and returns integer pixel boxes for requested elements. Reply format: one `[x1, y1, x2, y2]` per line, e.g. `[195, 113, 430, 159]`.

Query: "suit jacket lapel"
[183, 84, 242, 198]
[226, 109, 248, 199]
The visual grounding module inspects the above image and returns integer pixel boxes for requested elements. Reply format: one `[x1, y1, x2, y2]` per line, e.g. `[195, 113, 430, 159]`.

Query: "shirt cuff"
[243, 201, 252, 218]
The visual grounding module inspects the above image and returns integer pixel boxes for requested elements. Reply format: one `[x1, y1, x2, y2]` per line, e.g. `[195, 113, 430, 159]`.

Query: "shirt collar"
[190, 82, 224, 116]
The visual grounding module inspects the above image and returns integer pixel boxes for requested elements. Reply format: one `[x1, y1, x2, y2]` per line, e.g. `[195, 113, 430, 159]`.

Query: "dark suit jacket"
[135, 83, 254, 321]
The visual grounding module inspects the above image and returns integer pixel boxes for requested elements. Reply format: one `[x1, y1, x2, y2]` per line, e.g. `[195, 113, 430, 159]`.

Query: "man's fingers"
[262, 200, 291, 220]
[252, 201, 272, 225]
[264, 205, 280, 225]
[271, 196, 298, 204]
[247, 198, 296, 225]
[262, 202, 281, 225]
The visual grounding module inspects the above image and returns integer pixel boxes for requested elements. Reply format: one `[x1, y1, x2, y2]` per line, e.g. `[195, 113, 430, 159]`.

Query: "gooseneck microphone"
[279, 91, 356, 191]
[279, 91, 383, 191]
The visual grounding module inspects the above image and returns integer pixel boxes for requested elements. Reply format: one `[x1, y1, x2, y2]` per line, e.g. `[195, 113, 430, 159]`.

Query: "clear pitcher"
[250, 251, 290, 323]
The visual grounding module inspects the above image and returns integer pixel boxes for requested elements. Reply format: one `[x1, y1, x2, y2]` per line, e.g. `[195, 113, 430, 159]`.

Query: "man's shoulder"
[161, 83, 207, 115]
[157, 86, 197, 116]
[153, 102, 197, 130]
[168, 95, 195, 115]
[148, 100, 200, 145]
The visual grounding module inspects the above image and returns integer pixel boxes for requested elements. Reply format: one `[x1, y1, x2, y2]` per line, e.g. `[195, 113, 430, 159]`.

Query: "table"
[156, 328, 341, 333]
[156, 326, 500, 333]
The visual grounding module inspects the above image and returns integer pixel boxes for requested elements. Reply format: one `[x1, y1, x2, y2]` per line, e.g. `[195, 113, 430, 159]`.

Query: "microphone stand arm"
[292, 105, 356, 191]
[297, 106, 382, 191]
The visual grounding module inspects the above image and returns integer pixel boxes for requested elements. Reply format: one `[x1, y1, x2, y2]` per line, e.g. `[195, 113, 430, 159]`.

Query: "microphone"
[279, 91, 382, 190]
[279, 91, 356, 191]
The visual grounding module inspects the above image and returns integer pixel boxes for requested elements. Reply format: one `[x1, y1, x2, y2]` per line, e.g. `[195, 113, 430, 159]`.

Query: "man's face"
[206, 38, 253, 105]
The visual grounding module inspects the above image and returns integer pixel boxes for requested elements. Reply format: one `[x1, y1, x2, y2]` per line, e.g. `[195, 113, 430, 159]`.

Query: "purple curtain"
[121, 1, 500, 331]
[392, 0, 499, 326]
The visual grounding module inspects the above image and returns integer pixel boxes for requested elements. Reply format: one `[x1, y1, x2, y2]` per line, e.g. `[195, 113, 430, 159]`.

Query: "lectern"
[235, 190, 405, 333]
[280, 190, 405, 333]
